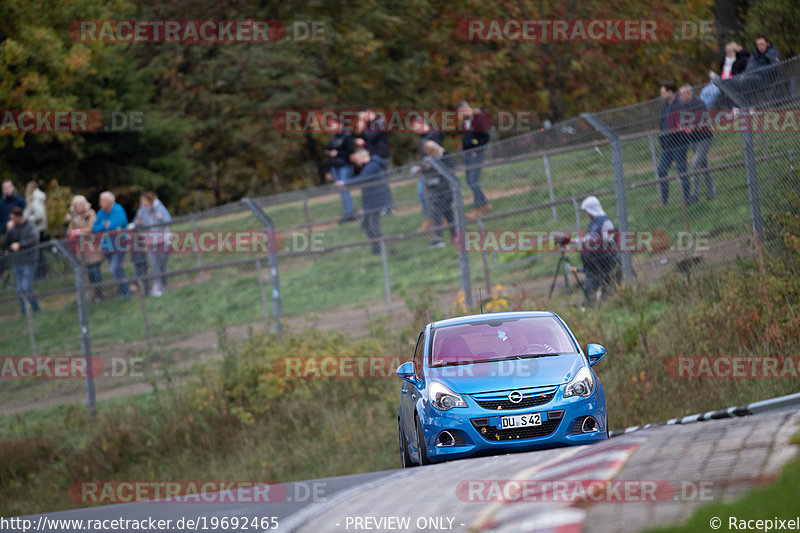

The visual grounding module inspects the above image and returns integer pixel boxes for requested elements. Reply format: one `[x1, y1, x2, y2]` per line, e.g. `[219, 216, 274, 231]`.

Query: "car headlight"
[564, 366, 594, 398]
[429, 382, 468, 411]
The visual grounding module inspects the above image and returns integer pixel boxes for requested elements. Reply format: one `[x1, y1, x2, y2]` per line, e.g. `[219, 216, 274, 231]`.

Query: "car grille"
[474, 391, 556, 411]
[471, 417, 561, 441]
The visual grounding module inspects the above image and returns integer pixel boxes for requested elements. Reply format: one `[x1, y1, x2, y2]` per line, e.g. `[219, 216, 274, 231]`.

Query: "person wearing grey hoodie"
[134, 191, 172, 296]
[579, 196, 620, 305]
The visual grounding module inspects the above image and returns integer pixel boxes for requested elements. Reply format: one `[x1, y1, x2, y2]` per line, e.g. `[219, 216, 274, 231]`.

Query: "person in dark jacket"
[411, 115, 445, 232]
[342, 149, 393, 255]
[746, 36, 780, 71]
[457, 101, 491, 218]
[657, 82, 691, 206]
[5, 207, 40, 314]
[1, 179, 26, 238]
[679, 85, 716, 201]
[422, 140, 455, 249]
[356, 110, 390, 160]
[325, 117, 357, 223]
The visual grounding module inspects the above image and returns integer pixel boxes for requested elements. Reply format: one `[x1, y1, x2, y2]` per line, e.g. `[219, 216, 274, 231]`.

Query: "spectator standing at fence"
[422, 140, 455, 249]
[706, 42, 751, 109]
[746, 35, 780, 71]
[343, 149, 392, 255]
[679, 85, 716, 202]
[1, 179, 26, 238]
[66, 195, 105, 302]
[411, 115, 445, 233]
[135, 191, 172, 297]
[128, 220, 150, 296]
[721, 42, 750, 78]
[657, 82, 691, 206]
[92, 191, 131, 299]
[5, 206, 40, 314]
[356, 109, 390, 160]
[325, 116, 357, 224]
[579, 196, 619, 306]
[23, 180, 48, 281]
[456, 101, 491, 219]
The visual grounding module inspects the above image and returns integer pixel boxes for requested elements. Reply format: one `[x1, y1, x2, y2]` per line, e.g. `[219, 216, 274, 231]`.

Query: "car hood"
[426, 353, 586, 394]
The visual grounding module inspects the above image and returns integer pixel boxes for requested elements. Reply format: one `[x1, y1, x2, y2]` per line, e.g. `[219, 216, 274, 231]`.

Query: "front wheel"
[415, 416, 430, 466]
[399, 419, 415, 468]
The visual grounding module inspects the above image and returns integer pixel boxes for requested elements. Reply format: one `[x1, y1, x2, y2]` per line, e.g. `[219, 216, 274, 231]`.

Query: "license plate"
[497, 412, 545, 429]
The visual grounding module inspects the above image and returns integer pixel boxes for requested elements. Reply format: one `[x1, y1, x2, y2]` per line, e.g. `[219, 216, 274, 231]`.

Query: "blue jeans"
[464, 149, 488, 207]
[417, 177, 429, 219]
[657, 145, 690, 205]
[13, 263, 40, 314]
[332, 165, 355, 216]
[87, 262, 102, 285]
[106, 253, 131, 298]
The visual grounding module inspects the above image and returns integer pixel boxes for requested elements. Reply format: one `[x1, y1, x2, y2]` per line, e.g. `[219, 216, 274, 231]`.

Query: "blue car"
[396, 311, 608, 466]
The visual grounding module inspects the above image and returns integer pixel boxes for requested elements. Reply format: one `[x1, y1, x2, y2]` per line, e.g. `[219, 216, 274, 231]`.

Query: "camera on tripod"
[548, 231, 583, 299]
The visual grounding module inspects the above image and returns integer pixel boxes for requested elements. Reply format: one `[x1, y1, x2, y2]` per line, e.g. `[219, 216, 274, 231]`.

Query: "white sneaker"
[150, 286, 162, 297]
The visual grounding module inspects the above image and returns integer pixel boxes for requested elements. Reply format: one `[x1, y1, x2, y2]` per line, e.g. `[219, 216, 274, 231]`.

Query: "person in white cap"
[579, 196, 620, 304]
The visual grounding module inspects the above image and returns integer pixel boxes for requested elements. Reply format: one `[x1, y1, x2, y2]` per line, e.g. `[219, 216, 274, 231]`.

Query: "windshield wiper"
[432, 359, 478, 367]
[514, 353, 562, 359]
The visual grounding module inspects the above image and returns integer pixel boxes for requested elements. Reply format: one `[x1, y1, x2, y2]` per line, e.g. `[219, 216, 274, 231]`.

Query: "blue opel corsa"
[396, 311, 608, 466]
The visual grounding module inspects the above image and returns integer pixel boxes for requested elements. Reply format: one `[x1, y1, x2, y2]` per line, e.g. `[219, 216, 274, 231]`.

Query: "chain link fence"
[1, 56, 798, 415]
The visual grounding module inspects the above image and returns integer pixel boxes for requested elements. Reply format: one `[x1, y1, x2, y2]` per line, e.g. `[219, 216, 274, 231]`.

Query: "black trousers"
[428, 185, 455, 239]
[361, 210, 383, 255]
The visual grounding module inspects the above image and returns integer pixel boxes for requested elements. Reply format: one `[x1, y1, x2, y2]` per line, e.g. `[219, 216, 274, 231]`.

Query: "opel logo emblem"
[508, 391, 523, 403]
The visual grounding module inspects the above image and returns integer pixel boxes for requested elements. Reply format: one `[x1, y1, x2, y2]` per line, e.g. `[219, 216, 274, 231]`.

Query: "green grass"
[648, 430, 800, 533]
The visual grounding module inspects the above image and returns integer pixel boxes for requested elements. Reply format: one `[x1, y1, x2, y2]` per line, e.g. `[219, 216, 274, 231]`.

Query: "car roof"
[429, 310, 560, 329]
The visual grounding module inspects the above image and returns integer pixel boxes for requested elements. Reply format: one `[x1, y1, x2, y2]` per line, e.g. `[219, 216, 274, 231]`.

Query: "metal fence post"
[190, 216, 207, 282]
[428, 156, 473, 307]
[543, 155, 557, 221]
[24, 297, 37, 356]
[713, 79, 765, 242]
[254, 259, 271, 328]
[138, 279, 154, 351]
[379, 240, 392, 313]
[52, 239, 96, 417]
[580, 113, 634, 283]
[241, 198, 283, 335]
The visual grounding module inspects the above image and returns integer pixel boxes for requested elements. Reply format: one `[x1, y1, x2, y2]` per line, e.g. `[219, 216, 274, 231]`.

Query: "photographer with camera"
[580, 196, 620, 305]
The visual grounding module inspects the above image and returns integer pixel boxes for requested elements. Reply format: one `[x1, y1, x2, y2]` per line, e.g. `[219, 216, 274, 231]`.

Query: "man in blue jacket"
[92, 191, 131, 298]
[340, 149, 393, 255]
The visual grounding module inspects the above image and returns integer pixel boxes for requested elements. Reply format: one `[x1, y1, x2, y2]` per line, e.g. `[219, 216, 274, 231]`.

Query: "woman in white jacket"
[23, 181, 48, 280]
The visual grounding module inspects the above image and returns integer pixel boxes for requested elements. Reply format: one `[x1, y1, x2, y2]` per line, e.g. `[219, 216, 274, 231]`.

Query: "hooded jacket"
[23, 188, 48, 233]
[348, 155, 392, 212]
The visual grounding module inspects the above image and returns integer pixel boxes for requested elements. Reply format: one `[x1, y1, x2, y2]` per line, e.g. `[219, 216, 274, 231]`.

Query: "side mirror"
[586, 344, 607, 366]
[396, 361, 416, 383]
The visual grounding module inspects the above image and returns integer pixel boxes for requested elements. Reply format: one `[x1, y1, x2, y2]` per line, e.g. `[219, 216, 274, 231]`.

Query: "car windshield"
[429, 316, 578, 367]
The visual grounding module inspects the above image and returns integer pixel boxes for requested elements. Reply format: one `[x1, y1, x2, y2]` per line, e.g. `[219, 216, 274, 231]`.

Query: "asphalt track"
[15, 400, 800, 533]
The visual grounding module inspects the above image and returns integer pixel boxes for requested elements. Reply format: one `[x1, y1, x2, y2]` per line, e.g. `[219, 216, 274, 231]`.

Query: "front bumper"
[417, 386, 607, 463]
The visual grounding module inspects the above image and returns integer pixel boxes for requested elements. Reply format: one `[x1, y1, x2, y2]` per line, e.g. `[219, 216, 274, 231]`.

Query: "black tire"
[399, 418, 415, 468]
[415, 416, 430, 466]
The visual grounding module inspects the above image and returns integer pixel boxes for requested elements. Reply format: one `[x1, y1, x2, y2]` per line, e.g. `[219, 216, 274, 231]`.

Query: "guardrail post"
[428, 156, 473, 308]
[580, 113, 634, 284]
[52, 239, 96, 418]
[242, 198, 283, 336]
